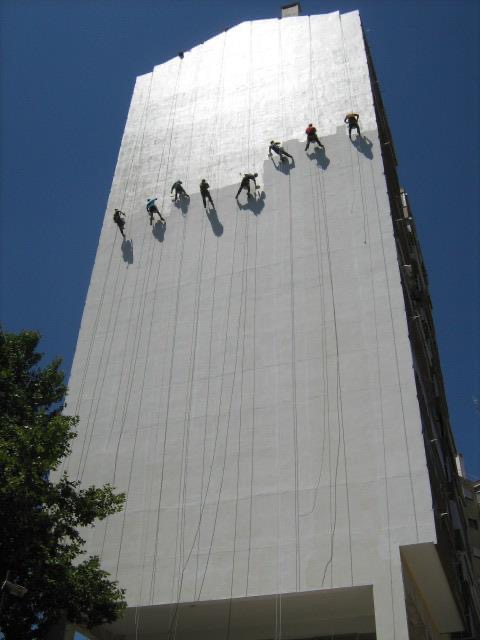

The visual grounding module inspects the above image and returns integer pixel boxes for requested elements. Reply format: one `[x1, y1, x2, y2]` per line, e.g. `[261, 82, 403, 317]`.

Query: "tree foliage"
[0, 330, 126, 639]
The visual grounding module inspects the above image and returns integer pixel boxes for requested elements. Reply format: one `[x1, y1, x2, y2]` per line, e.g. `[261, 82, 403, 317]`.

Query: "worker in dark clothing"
[200, 179, 214, 209]
[344, 113, 360, 139]
[305, 124, 324, 151]
[113, 209, 126, 238]
[235, 173, 258, 199]
[269, 141, 294, 163]
[171, 180, 189, 201]
[146, 198, 166, 225]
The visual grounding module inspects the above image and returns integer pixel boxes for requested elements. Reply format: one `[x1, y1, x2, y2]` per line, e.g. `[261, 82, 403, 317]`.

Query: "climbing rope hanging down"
[96, 63, 184, 640]
[224, 30, 254, 640]
[159, 33, 231, 640]
[72, 71, 159, 489]
[68, 80, 153, 482]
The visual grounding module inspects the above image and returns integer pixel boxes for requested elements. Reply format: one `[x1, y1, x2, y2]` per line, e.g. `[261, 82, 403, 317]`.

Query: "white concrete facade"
[60, 11, 446, 639]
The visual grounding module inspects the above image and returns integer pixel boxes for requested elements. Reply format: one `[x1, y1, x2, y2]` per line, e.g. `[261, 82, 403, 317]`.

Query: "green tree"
[0, 330, 126, 639]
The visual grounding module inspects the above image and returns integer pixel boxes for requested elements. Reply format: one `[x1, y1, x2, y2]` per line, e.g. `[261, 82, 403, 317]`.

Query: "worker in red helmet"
[305, 124, 324, 151]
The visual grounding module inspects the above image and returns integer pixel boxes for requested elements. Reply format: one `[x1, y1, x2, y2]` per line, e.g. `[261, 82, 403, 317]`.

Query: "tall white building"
[57, 6, 479, 639]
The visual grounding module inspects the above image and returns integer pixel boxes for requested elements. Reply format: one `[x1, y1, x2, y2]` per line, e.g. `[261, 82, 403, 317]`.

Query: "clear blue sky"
[1, 0, 479, 476]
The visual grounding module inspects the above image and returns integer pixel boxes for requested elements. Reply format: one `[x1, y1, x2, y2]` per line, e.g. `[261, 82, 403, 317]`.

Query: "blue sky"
[1, 0, 479, 476]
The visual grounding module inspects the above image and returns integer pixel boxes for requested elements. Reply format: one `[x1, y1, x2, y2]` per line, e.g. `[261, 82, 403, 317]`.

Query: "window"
[468, 518, 478, 530]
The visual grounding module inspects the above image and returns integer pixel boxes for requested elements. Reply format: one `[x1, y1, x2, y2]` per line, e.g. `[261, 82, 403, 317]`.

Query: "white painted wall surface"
[59, 11, 436, 639]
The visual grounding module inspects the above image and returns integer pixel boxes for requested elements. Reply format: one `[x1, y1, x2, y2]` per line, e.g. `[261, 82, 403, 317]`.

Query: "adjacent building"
[56, 5, 480, 639]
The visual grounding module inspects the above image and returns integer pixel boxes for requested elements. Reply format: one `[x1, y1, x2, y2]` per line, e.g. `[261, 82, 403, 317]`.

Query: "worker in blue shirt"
[146, 198, 165, 225]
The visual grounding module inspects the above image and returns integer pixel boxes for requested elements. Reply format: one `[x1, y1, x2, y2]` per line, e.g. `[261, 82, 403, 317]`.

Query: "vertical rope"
[278, 16, 301, 595]
[366, 155, 421, 634]
[312, 155, 354, 589]
[245, 26, 258, 596]
[109, 61, 185, 593]
[307, 13, 354, 588]
[363, 154, 397, 629]
[162, 33, 229, 640]
[67, 76, 153, 481]
[299, 27, 329, 516]
[225, 21, 255, 639]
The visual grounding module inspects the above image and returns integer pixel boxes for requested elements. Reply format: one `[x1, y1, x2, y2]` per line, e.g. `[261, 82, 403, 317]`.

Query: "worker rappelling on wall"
[344, 112, 361, 140]
[146, 198, 165, 225]
[200, 179, 215, 211]
[171, 180, 190, 202]
[235, 173, 259, 200]
[113, 209, 126, 238]
[305, 124, 325, 151]
[269, 140, 294, 164]
[114, 112, 371, 241]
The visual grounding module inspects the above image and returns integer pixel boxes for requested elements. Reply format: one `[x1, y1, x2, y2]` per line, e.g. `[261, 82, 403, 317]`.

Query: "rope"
[299, 124, 328, 518]
[169, 64, 204, 618]
[193, 40, 231, 602]
[194, 39, 253, 601]
[111, 58, 183, 489]
[163, 33, 229, 639]
[313, 146, 353, 589]
[132, 63, 196, 640]
[225, 23, 254, 637]
[93, 74, 159, 577]
[245, 24, 258, 594]
[67, 77, 153, 481]
[339, 14, 357, 120]
[109, 63, 182, 576]
[367, 157, 420, 538]
[278, 15, 301, 594]
[195, 238, 220, 599]
[306, 13, 354, 588]
[95, 60, 184, 618]
[363, 155, 397, 628]
[225, 205, 250, 640]
[196, 198, 246, 602]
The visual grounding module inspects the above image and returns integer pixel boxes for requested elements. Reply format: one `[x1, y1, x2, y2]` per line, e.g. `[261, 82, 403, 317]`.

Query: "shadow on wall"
[152, 221, 166, 242]
[206, 208, 223, 236]
[352, 134, 373, 159]
[237, 191, 266, 216]
[173, 196, 190, 215]
[307, 146, 330, 170]
[270, 155, 296, 175]
[121, 238, 133, 264]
